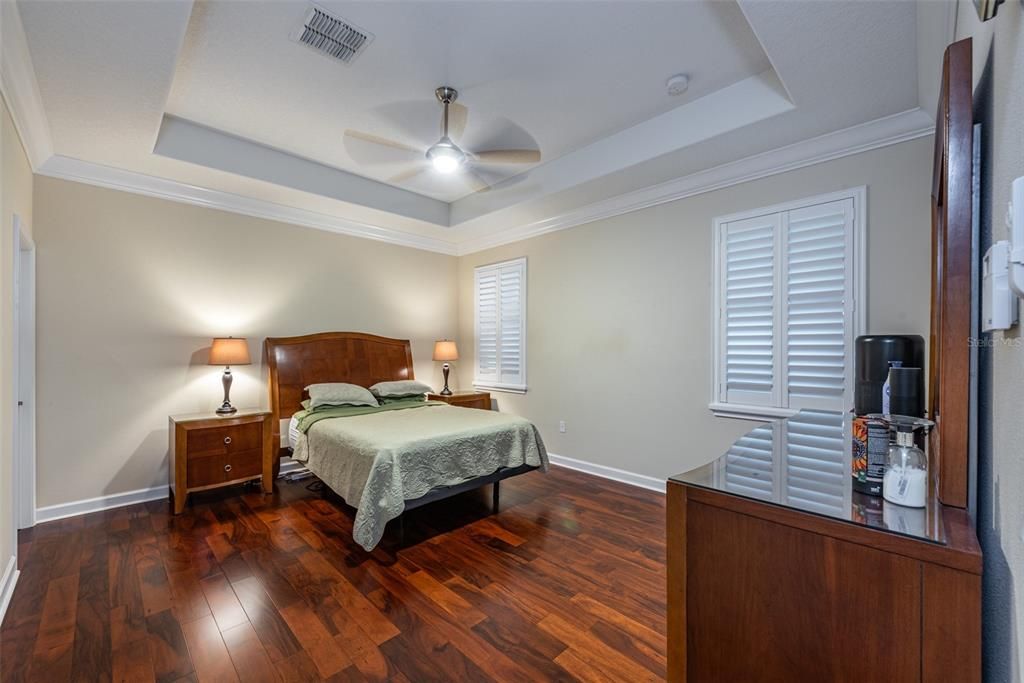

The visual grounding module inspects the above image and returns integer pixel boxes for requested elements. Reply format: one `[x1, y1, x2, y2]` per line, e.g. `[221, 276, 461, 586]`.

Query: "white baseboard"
[547, 453, 666, 493]
[34, 458, 307, 525]
[0, 555, 19, 626]
[35, 485, 169, 524]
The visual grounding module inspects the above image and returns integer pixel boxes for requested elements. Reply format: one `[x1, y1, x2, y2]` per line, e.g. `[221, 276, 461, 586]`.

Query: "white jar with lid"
[882, 423, 928, 508]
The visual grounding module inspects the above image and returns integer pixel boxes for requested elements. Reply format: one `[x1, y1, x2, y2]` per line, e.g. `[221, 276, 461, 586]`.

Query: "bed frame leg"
[492, 481, 500, 514]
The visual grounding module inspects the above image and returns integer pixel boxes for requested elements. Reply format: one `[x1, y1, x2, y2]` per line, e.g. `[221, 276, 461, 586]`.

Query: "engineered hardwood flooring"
[0, 466, 666, 682]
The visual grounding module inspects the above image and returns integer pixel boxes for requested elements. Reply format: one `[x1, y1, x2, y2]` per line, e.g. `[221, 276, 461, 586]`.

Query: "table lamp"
[432, 340, 459, 396]
[209, 337, 251, 415]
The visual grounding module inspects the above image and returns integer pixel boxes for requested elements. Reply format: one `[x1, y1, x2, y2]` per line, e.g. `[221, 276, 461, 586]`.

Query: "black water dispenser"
[854, 335, 925, 416]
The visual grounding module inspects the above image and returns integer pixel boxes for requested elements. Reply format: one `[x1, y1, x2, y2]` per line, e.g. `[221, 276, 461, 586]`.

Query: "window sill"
[474, 382, 528, 395]
[708, 402, 798, 422]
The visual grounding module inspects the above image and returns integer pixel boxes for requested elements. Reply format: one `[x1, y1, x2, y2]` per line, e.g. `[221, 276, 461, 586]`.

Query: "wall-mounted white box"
[983, 240, 1017, 331]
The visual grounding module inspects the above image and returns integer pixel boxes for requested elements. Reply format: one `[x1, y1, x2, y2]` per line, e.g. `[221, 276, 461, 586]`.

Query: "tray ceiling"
[14, 0, 936, 248]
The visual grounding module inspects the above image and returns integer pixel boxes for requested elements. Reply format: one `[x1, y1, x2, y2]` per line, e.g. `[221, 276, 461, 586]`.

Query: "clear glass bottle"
[882, 419, 931, 508]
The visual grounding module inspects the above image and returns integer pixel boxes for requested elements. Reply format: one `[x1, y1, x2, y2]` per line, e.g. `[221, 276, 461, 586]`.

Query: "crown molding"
[31, 108, 930, 258]
[455, 107, 935, 255]
[0, 1, 53, 170]
[37, 155, 460, 255]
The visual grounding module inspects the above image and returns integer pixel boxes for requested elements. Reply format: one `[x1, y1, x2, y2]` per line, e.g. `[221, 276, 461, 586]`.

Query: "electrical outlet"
[558, 420, 566, 433]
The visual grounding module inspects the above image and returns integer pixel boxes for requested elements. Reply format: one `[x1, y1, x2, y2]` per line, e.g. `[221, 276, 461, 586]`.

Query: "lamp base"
[441, 363, 453, 395]
[217, 368, 237, 415]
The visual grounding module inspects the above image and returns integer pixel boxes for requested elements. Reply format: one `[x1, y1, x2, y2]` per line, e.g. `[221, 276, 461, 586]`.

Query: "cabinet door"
[685, 501, 921, 682]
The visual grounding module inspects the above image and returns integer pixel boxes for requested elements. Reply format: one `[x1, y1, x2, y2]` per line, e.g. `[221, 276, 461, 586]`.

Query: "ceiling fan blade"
[473, 149, 541, 164]
[464, 168, 491, 193]
[389, 167, 429, 184]
[447, 103, 468, 141]
[344, 129, 422, 155]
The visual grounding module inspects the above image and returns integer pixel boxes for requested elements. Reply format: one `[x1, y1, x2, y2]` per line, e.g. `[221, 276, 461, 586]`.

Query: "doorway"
[12, 215, 35, 536]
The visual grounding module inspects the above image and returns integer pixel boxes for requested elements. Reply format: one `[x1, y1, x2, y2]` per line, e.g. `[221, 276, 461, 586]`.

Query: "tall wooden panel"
[929, 38, 973, 508]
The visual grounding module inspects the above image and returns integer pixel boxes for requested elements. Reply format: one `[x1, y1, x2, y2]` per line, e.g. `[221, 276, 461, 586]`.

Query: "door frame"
[12, 214, 36, 535]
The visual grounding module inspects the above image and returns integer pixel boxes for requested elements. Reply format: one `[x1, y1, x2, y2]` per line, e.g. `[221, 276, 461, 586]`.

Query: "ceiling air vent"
[292, 5, 373, 65]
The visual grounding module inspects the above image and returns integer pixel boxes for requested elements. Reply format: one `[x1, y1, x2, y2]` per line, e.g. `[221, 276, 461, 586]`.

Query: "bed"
[265, 331, 548, 550]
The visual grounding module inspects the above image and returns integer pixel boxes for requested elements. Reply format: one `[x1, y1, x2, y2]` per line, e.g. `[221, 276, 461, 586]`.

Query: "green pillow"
[369, 380, 434, 399]
[305, 382, 379, 409]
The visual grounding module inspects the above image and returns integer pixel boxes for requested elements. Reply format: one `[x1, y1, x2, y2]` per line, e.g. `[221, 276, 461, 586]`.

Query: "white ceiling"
[165, 0, 770, 203]
[13, 0, 945, 249]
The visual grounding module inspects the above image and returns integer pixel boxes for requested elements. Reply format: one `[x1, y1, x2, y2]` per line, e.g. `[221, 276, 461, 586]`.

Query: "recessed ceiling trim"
[36, 154, 459, 255]
[448, 70, 794, 226]
[454, 107, 934, 255]
[31, 109, 930, 259]
[154, 114, 449, 226]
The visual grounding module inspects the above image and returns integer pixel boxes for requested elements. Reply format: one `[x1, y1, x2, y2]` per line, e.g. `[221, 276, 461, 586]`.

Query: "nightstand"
[427, 391, 492, 411]
[168, 409, 273, 514]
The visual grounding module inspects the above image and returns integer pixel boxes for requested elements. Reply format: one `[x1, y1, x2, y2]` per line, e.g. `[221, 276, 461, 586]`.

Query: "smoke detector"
[666, 74, 690, 96]
[292, 4, 374, 65]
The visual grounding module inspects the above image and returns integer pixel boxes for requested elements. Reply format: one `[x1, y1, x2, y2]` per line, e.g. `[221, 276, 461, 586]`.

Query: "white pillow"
[369, 380, 434, 398]
[305, 383, 379, 409]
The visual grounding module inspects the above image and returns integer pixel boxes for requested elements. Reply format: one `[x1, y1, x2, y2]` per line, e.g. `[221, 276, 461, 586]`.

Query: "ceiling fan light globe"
[426, 138, 465, 174]
[431, 154, 461, 174]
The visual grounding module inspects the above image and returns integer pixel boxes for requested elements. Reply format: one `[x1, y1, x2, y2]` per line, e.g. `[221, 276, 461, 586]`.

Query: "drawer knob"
[224, 464, 232, 472]
[224, 436, 232, 445]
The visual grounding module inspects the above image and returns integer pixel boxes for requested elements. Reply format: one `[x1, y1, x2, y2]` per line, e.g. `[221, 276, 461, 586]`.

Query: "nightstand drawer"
[451, 395, 490, 410]
[186, 420, 262, 457]
[186, 454, 229, 488]
[185, 448, 262, 489]
[227, 448, 263, 480]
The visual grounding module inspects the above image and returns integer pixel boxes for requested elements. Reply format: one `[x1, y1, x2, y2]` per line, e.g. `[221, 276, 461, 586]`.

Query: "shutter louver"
[475, 258, 526, 391]
[723, 425, 775, 499]
[783, 410, 846, 515]
[722, 214, 779, 407]
[784, 200, 854, 411]
[499, 268, 522, 381]
[475, 269, 499, 383]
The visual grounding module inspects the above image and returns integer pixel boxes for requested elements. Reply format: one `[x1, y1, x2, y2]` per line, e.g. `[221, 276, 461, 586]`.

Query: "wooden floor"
[0, 467, 666, 682]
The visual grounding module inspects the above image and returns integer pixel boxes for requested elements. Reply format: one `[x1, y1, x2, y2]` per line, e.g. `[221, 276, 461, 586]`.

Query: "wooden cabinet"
[169, 409, 273, 514]
[427, 391, 492, 411]
[667, 481, 982, 682]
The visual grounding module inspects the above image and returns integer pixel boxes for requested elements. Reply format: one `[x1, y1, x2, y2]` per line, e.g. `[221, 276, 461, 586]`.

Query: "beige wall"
[0, 96, 34, 574]
[456, 137, 934, 481]
[33, 176, 457, 509]
[955, 1, 1024, 679]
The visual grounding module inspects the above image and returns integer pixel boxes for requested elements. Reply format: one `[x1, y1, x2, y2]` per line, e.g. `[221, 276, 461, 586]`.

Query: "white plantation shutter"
[784, 200, 854, 411]
[722, 425, 776, 499]
[475, 269, 499, 382]
[474, 258, 527, 392]
[782, 411, 846, 515]
[713, 191, 860, 418]
[720, 214, 781, 407]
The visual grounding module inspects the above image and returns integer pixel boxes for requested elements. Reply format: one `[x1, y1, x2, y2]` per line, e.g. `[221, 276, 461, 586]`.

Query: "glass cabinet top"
[669, 410, 946, 545]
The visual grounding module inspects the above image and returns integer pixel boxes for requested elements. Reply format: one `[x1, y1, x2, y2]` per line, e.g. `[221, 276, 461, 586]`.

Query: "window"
[474, 257, 527, 393]
[711, 189, 864, 420]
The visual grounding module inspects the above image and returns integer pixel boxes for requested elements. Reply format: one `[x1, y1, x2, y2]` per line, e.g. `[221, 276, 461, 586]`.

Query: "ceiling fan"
[343, 86, 542, 193]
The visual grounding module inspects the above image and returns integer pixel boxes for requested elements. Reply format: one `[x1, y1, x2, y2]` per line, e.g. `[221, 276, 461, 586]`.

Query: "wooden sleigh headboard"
[264, 331, 414, 447]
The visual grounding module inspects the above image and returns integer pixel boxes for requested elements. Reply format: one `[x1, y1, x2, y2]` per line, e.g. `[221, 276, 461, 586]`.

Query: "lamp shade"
[432, 340, 459, 362]
[209, 337, 251, 366]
